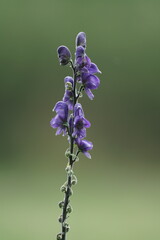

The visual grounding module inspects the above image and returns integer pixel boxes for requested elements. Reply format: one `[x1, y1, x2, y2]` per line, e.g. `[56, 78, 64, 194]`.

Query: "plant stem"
[61, 63, 77, 240]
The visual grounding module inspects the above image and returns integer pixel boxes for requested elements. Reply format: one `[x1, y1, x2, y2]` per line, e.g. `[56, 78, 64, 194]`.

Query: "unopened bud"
[57, 46, 71, 65]
[65, 149, 70, 158]
[79, 92, 83, 98]
[58, 201, 64, 208]
[76, 32, 86, 49]
[66, 205, 73, 214]
[58, 215, 63, 223]
[60, 185, 67, 193]
[71, 175, 77, 185]
[65, 82, 73, 91]
[63, 223, 70, 232]
[57, 233, 62, 240]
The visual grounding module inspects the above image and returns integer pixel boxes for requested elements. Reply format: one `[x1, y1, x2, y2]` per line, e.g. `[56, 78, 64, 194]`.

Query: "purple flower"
[81, 73, 100, 100]
[50, 101, 68, 136]
[73, 116, 91, 138]
[76, 32, 86, 49]
[75, 46, 101, 78]
[57, 46, 71, 65]
[63, 77, 74, 110]
[76, 138, 93, 159]
[74, 103, 84, 117]
[72, 103, 91, 138]
[75, 46, 91, 70]
[87, 63, 101, 74]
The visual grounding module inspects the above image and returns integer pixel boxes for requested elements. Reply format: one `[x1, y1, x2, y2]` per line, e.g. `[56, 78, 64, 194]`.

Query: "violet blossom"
[75, 138, 93, 159]
[72, 103, 91, 138]
[50, 101, 68, 136]
[57, 46, 71, 65]
[76, 32, 86, 49]
[50, 32, 101, 240]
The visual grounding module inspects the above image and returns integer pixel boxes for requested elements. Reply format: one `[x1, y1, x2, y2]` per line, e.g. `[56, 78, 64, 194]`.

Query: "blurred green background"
[1, 0, 160, 239]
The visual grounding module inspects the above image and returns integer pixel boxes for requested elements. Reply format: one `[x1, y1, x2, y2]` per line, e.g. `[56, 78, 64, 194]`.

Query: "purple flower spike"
[76, 32, 86, 49]
[63, 77, 74, 110]
[81, 73, 100, 100]
[51, 32, 101, 239]
[76, 139, 93, 159]
[57, 45, 71, 65]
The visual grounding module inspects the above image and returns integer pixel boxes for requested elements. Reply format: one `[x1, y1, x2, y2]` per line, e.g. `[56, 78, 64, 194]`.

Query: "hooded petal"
[74, 103, 84, 117]
[57, 45, 71, 65]
[75, 46, 85, 58]
[76, 32, 86, 48]
[53, 101, 68, 121]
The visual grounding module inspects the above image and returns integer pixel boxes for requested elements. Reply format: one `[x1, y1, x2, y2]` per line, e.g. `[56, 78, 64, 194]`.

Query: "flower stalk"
[50, 32, 101, 240]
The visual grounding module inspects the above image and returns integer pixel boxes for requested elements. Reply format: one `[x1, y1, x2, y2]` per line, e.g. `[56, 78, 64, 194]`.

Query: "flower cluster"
[50, 32, 101, 159]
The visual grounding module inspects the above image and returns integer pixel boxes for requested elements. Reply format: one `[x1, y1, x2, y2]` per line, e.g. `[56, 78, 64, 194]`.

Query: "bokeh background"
[1, 0, 160, 239]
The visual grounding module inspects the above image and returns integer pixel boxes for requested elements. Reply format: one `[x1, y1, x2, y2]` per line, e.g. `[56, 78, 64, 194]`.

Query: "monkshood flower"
[81, 73, 100, 100]
[75, 46, 101, 75]
[51, 32, 101, 240]
[76, 32, 86, 49]
[74, 103, 84, 117]
[57, 46, 71, 65]
[50, 101, 68, 136]
[75, 46, 91, 70]
[63, 76, 74, 110]
[72, 103, 91, 138]
[75, 138, 93, 159]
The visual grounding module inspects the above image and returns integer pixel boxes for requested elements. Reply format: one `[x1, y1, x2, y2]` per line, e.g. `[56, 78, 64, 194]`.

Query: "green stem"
[61, 63, 77, 240]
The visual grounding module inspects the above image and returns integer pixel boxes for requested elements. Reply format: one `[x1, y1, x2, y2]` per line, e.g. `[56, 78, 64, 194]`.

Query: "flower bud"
[75, 46, 85, 58]
[66, 205, 73, 214]
[78, 92, 83, 98]
[65, 149, 70, 158]
[57, 46, 71, 65]
[76, 32, 86, 48]
[57, 233, 62, 240]
[60, 185, 67, 193]
[58, 215, 63, 223]
[58, 201, 64, 208]
[71, 175, 77, 185]
[63, 223, 70, 232]
[65, 81, 73, 91]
